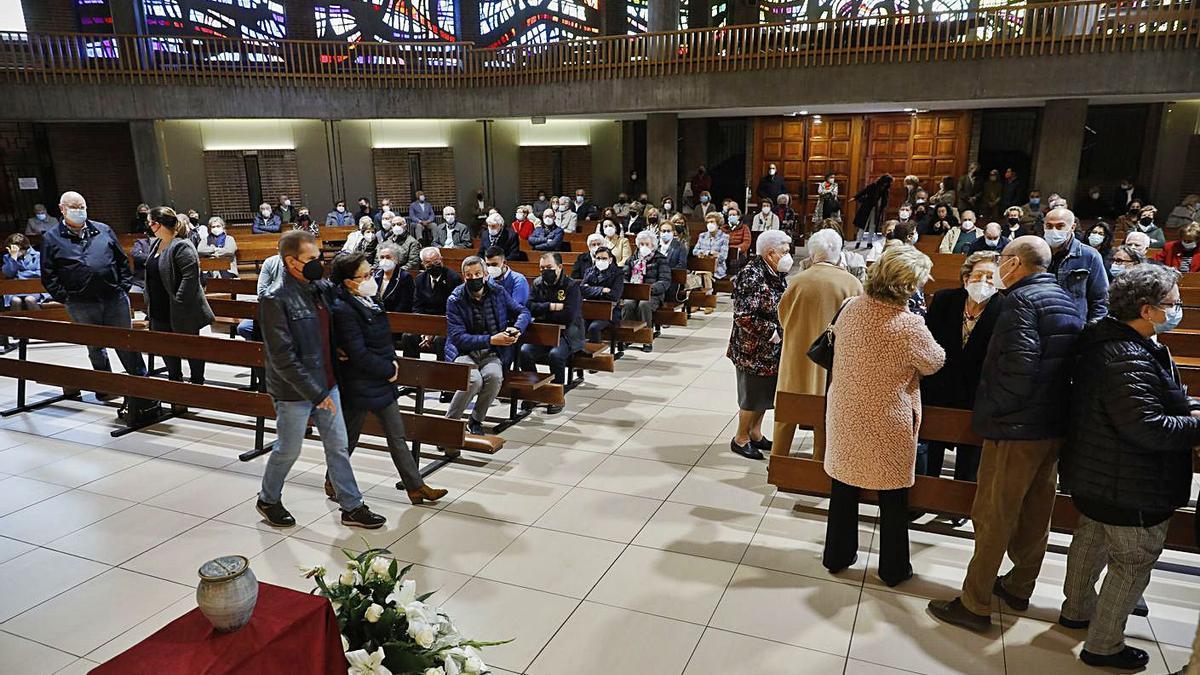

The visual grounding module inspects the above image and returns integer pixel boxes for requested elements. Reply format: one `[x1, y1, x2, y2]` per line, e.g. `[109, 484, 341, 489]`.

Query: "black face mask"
[466, 277, 485, 293]
[1140, 217, 1153, 227]
[1007, 217, 1020, 226]
[297, 258, 323, 282]
[427, 263, 444, 276]
[648, 217, 659, 225]
[540, 269, 558, 285]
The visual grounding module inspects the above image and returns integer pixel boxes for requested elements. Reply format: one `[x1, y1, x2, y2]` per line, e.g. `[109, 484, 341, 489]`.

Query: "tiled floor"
[0, 301, 1198, 674]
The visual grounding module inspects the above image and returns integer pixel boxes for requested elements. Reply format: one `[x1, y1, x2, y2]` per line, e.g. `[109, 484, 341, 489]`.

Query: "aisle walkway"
[0, 302, 1197, 674]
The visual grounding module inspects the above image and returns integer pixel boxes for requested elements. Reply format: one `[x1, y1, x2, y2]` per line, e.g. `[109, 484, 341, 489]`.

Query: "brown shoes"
[408, 485, 449, 505]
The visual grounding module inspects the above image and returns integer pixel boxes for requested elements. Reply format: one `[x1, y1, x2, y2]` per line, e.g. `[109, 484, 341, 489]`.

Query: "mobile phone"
[505, 327, 520, 336]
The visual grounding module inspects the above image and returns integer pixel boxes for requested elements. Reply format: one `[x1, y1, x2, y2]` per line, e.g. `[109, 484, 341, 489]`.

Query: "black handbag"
[806, 299, 852, 370]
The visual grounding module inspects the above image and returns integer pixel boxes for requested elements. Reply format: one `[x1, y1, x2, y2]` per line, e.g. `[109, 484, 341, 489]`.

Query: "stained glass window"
[314, 1, 458, 42]
[626, 0, 647, 34]
[142, 0, 287, 40]
[76, 0, 115, 32]
[479, 0, 601, 47]
[758, 0, 1026, 38]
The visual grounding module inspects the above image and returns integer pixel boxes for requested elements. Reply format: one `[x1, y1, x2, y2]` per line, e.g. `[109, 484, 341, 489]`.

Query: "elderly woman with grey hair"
[621, 229, 671, 353]
[1059, 263, 1200, 671]
[726, 229, 793, 460]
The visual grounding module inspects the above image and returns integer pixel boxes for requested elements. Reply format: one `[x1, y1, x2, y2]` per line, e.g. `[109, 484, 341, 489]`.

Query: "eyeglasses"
[1157, 302, 1184, 312]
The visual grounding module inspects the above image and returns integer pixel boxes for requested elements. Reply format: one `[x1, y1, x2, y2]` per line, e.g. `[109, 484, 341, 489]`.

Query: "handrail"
[0, 0, 1194, 89]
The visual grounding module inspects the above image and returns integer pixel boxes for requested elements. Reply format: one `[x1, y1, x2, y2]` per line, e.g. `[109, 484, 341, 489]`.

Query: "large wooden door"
[804, 116, 857, 224]
[753, 118, 806, 204]
[866, 115, 914, 214]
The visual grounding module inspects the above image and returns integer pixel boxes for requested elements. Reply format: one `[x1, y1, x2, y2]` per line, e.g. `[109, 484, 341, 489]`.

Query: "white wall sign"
[17, 177, 37, 190]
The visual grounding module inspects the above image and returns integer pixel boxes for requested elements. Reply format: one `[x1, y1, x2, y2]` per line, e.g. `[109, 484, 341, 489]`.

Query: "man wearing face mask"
[405, 248, 461, 363]
[929, 235, 1084, 634]
[752, 199, 781, 232]
[938, 209, 974, 254]
[478, 212, 522, 262]
[622, 230, 671, 353]
[408, 192, 435, 243]
[520, 253, 584, 404]
[1057, 264, 1200, 672]
[275, 195, 295, 224]
[431, 206, 472, 249]
[1042, 207, 1108, 321]
[1077, 185, 1110, 221]
[529, 207, 565, 252]
[757, 163, 787, 203]
[572, 233, 606, 280]
[1134, 205, 1166, 249]
[553, 196, 578, 233]
[41, 191, 150, 409]
[580, 246, 624, 344]
[445, 256, 531, 434]
[967, 221, 1009, 254]
[25, 203, 59, 236]
[483, 246, 529, 306]
[252, 202, 281, 234]
[572, 189, 598, 224]
[356, 197, 373, 220]
[256, 230, 386, 530]
[1111, 177, 1145, 217]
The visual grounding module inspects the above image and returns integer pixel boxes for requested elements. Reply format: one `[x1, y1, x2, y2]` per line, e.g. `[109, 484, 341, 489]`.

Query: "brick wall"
[21, 0, 78, 33]
[518, 146, 592, 204]
[46, 123, 140, 229]
[203, 150, 299, 220]
[372, 148, 457, 212]
[0, 122, 46, 229]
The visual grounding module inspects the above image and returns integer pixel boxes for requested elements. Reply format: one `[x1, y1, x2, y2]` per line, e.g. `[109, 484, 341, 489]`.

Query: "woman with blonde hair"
[822, 245, 945, 586]
[197, 216, 238, 278]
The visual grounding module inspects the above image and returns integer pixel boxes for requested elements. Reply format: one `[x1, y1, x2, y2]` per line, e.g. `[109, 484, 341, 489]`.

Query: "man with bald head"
[1042, 207, 1108, 321]
[41, 191, 152, 417]
[930, 235, 1085, 632]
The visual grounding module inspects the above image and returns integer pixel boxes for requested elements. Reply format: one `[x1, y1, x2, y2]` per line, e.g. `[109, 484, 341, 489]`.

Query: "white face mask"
[639, 245, 654, 257]
[65, 207, 87, 225]
[1087, 233, 1105, 247]
[706, 221, 718, 233]
[356, 277, 378, 298]
[992, 260, 1009, 290]
[364, 231, 376, 241]
[382, 205, 392, 213]
[211, 227, 225, 236]
[985, 237, 999, 246]
[604, 225, 616, 237]
[378, 258, 396, 272]
[594, 259, 611, 272]
[769, 168, 777, 176]
[516, 213, 526, 221]
[575, 196, 584, 204]
[775, 253, 794, 274]
[336, 206, 346, 213]
[488, 227, 501, 236]
[966, 281, 997, 304]
[444, 215, 456, 224]
[261, 209, 271, 217]
[899, 210, 911, 220]
[663, 202, 673, 211]
[1043, 228, 1072, 248]
[282, 200, 291, 207]
[762, 206, 772, 215]
[961, 221, 975, 231]
[486, 265, 503, 279]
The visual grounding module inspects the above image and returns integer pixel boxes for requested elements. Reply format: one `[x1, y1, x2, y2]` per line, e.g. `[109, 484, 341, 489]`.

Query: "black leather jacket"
[259, 274, 336, 403]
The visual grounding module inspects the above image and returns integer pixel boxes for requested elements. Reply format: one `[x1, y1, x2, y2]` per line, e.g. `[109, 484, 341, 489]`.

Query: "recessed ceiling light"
[903, 107, 914, 112]
[799, 110, 809, 115]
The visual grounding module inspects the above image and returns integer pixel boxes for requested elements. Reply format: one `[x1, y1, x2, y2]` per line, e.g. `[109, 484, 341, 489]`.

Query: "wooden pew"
[0, 279, 70, 322]
[387, 312, 566, 431]
[687, 255, 719, 310]
[766, 392, 1198, 552]
[615, 283, 654, 345]
[0, 315, 503, 468]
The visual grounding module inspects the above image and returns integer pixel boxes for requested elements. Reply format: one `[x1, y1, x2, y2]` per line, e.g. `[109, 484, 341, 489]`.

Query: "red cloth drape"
[91, 582, 348, 675]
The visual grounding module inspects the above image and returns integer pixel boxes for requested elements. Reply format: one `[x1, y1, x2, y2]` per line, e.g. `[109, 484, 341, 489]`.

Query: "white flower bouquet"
[303, 547, 509, 675]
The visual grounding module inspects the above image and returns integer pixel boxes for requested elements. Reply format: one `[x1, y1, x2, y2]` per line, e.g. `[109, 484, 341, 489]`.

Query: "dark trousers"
[520, 337, 572, 385]
[401, 333, 446, 361]
[343, 401, 424, 492]
[586, 319, 612, 344]
[148, 317, 206, 385]
[917, 442, 982, 482]
[823, 478, 912, 586]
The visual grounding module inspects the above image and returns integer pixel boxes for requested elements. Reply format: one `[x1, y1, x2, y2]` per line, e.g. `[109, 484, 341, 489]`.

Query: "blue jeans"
[64, 294, 147, 376]
[259, 386, 364, 512]
[236, 319, 256, 341]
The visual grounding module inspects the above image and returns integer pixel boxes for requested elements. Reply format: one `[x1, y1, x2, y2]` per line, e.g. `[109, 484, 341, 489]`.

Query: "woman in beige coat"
[822, 245, 945, 587]
[773, 229, 863, 460]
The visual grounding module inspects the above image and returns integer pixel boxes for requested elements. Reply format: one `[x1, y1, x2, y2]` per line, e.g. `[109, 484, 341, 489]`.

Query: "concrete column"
[459, 2, 481, 44]
[129, 120, 169, 206]
[108, 1, 142, 35]
[604, 0, 628, 35]
[1149, 101, 1200, 208]
[646, 113, 679, 203]
[1032, 99, 1088, 202]
[648, 0, 680, 32]
[730, 0, 759, 25]
[680, 119, 707, 189]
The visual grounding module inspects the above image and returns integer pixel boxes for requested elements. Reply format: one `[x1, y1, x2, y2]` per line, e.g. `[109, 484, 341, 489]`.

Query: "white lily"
[462, 646, 485, 674]
[298, 564, 326, 579]
[364, 603, 384, 623]
[339, 568, 359, 586]
[341, 635, 350, 653]
[369, 556, 392, 579]
[424, 668, 445, 675]
[387, 579, 416, 607]
[442, 651, 462, 675]
[408, 619, 436, 648]
[346, 647, 392, 675]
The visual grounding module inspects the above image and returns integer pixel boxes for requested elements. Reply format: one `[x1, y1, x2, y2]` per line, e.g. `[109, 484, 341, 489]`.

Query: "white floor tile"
[666, 466, 774, 513]
[48, 504, 204, 565]
[0, 631, 77, 675]
[2, 568, 191, 656]
[84, 595, 195, 664]
[532, 487, 661, 543]
[0, 476, 70, 517]
[442, 474, 570, 526]
[78, 457, 211, 503]
[479, 527, 625, 598]
[493, 445, 607, 486]
[20, 447, 148, 488]
[440, 578, 579, 673]
[999, 612, 1170, 675]
[144, 469, 264, 518]
[0, 548, 108, 622]
[587, 545, 737, 624]
[743, 506, 871, 584]
[122, 520, 283, 585]
[577, 455, 690, 500]
[632, 501, 762, 563]
[683, 627, 847, 675]
[527, 601, 704, 675]
[388, 510, 526, 575]
[613, 427, 712, 466]
[0, 489, 134, 545]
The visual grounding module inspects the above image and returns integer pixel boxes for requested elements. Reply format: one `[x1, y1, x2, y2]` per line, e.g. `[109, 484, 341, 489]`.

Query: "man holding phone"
[443, 256, 531, 436]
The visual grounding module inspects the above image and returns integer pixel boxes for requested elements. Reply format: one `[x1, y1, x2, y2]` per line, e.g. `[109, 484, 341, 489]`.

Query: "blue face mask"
[1110, 264, 1125, 278]
[1153, 304, 1183, 334]
[1028, 198, 1041, 207]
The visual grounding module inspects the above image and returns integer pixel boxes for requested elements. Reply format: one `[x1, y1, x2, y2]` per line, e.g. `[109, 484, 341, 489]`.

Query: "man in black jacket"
[520, 253, 584, 411]
[255, 230, 386, 531]
[930, 235, 1084, 632]
[41, 191, 152, 416]
[402, 247, 462, 361]
[1057, 265, 1200, 670]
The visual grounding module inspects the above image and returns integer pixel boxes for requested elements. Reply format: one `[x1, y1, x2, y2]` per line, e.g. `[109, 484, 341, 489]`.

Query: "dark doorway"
[979, 108, 1038, 196]
[708, 118, 747, 204]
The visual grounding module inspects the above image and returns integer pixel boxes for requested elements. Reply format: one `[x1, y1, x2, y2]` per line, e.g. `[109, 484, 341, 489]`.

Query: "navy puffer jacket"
[330, 284, 399, 411]
[972, 273, 1084, 440]
[1061, 317, 1200, 517]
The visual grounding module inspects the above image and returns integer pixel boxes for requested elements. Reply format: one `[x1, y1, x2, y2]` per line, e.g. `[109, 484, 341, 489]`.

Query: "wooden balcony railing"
[0, 0, 1195, 89]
